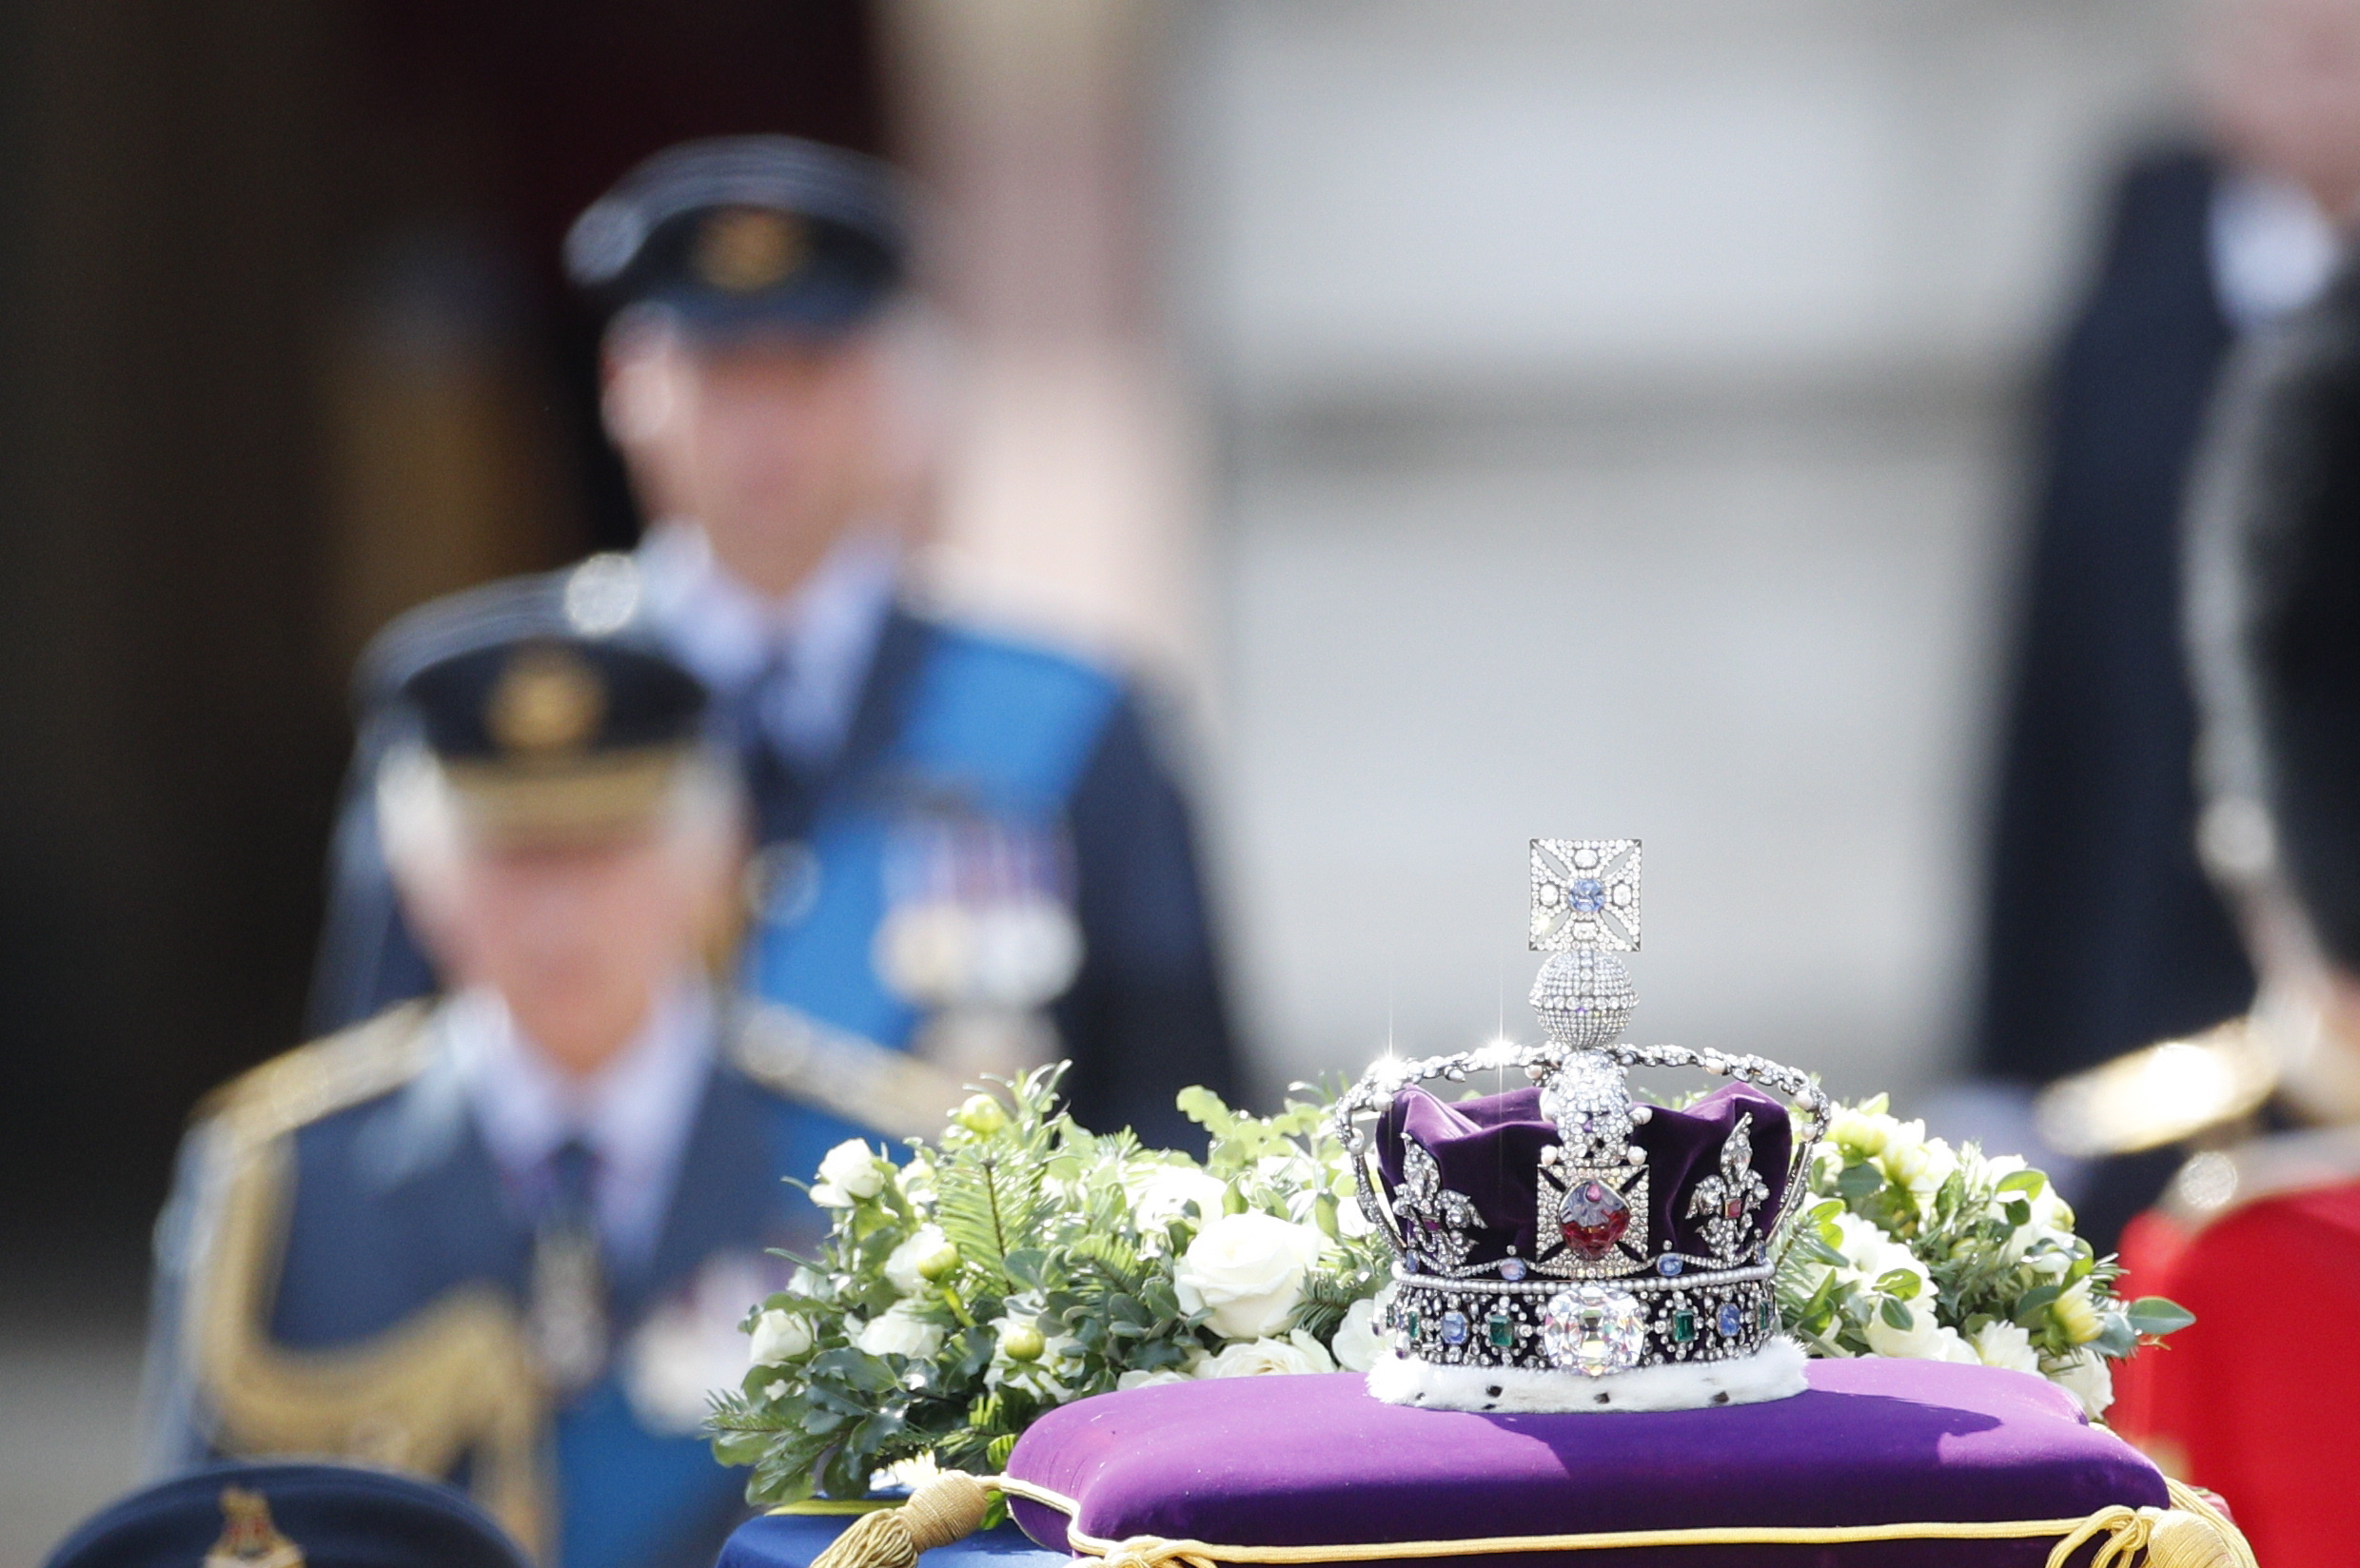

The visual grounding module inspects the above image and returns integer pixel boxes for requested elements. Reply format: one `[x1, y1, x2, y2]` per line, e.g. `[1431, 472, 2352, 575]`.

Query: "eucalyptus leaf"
[2125, 1296, 2196, 1336]
[1836, 1162, 1884, 1200]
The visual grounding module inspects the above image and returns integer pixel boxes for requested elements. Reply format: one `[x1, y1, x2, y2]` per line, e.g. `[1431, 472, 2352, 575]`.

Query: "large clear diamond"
[1540, 1284, 1646, 1378]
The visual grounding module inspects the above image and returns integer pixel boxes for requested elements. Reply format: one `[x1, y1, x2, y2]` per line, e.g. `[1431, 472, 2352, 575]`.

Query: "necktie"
[731, 646, 816, 847]
[529, 1137, 608, 1398]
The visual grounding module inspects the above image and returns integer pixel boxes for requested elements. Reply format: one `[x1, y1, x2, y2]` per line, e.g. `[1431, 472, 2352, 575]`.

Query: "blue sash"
[742, 625, 1119, 1047]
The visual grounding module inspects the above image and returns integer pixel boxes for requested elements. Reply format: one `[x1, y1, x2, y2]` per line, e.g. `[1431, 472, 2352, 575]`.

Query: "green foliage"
[1774, 1098, 2194, 1401]
[715, 1072, 2188, 1502]
[711, 1068, 1389, 1505]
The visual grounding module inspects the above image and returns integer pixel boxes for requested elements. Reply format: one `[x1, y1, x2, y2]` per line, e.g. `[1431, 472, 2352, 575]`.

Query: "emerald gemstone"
[1486, 1312, 1514, 1349]
[1406, 1311, 1422, 1340]
[1672, 1308, 1696, 1343]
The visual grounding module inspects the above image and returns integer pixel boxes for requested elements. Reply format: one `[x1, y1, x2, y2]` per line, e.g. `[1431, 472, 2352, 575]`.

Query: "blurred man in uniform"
[1970, 0, 2360, 1245]
[311, 137, 1236, 1151]
[2043, 257, 2360, 1568]
[146, 627, 960, 1568]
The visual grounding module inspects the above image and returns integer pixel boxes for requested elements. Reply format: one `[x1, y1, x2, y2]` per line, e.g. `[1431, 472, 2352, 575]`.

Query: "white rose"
[1969, 1320, 2041, 1376]
[1831, 1107, 1901, 1158]
[1334, 1192, 1374, 1239]
[1116, 1367, 1196, 1390]
[748, 1308, 814, 1366]
[2050, 1349, 2115, 1420]
[1861, 1298, 1967, 1361]
[856, 1303, 945, 1361]
[1131, 1166, 1231, 1230]
[1330, 1297, 1382, 1372]
[1200, 1330, 1337, 1379]
[1830, 1212, 1931, 1298]
[899, 1157, 937, 1205]
[1173, 1212, 1328, 1340]
[883, 1226, 957, 1295]
[1930, 1326, 1980, 1363]
[1992, 1166, 2076, 1263]
[814, 1140, 887, 1206]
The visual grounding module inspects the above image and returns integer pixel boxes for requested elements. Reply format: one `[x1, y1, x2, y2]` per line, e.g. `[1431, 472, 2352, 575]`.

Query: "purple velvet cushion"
[1004, 1362, 2167, 1568]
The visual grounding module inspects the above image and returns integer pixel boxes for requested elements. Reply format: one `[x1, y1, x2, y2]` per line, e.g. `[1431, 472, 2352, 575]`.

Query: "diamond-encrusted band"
[1384, 1269, 1779, 1378]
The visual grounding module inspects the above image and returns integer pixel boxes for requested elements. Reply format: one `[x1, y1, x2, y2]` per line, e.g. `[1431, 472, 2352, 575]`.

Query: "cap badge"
[205, 1486, 304, 1568]
[486, 645, 605, 755]
[695, 206, 807, 294]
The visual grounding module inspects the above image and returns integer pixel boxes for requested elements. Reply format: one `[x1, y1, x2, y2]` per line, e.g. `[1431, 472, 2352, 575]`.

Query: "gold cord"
[987, 1473, 2256, 1568]
[775, 1462, 2256, 1568]
[804, 1471, 994, 1568]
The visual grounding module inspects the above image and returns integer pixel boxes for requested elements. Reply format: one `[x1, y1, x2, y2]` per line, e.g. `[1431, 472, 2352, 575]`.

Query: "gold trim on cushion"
[783, 1471, 2254, 1568]
[997, 1474, 2253, 1568]
[186, 1007, 552, 1560]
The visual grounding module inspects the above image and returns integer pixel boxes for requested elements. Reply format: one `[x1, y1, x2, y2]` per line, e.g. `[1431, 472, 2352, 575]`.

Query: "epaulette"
[196, 1003, 438, 1146]
[2032, 1015, 2277, 1160]
[725, 999, 972, 1143]
[2157, 1121, 2360, 1233]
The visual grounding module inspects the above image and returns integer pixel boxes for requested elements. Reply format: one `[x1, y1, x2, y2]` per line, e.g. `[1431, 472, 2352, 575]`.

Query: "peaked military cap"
[43, 1461, 531, 1568]
[563, 135, 909, 336]
[373, 578, 712, 843]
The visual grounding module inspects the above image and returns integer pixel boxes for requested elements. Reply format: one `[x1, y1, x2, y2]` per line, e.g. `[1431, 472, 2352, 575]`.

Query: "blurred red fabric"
[2109, 1181, 2360, 1568]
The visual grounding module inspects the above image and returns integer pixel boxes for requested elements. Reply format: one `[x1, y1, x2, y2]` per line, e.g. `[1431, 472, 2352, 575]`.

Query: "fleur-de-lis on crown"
[1394, 1139, 1482, 1273]
[1685, 1112, 1772, 1264]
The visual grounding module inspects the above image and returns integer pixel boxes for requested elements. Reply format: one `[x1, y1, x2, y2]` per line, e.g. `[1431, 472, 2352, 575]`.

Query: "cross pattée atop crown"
[1336, 839, 1829, 1387]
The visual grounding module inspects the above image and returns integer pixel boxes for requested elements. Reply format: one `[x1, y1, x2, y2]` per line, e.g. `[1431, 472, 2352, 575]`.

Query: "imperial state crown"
[1336, 838, 1830, 1410]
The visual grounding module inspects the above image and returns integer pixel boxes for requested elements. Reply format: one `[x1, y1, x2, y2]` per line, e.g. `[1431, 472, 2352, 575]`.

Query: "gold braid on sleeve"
[186, 1006, 553, 1560]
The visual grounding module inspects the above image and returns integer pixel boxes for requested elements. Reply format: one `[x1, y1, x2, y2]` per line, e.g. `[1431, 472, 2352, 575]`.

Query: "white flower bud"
[816, 1140, 887, 1202]
[748, 1309, 814, 1366]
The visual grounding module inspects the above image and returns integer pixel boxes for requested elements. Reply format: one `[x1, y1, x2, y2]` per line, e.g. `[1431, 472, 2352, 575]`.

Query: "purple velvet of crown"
[1334, 839, 1830, 1384]
[1376, 1080, 1795, 1284]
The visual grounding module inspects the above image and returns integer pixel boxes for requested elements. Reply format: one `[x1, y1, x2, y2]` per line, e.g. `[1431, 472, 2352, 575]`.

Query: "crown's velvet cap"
[1375, 1080, 1794, 1269]
[44, 1461, 531, 1568]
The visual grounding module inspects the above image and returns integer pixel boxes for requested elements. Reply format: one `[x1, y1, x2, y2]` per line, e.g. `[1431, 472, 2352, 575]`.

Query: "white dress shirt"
[446, 980, 717, 1266]
[2210, 170, 2340, 333]
[635, 520, 901, 768]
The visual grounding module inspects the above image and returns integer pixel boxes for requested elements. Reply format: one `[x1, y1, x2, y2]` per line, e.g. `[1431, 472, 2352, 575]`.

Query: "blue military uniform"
[142, 999, 914, 1568]
[145, 627, 976, 1568]
[308, 136, 1237, 1154]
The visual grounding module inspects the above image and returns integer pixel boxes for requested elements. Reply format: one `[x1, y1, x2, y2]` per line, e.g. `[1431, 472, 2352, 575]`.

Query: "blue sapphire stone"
[1656, 1255, 1682, 1278]
[1500, 1257, 1527, 1282]
[1569, 877, 1607, 912]
[1441, 1311, 1469, 1345]
[1717, 1302, 1744, 1337]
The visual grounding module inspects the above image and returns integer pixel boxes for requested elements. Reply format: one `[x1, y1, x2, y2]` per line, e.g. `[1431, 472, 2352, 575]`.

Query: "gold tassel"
[807, 1471, 994, 1568]
[2040, 1480, 2256, 1568]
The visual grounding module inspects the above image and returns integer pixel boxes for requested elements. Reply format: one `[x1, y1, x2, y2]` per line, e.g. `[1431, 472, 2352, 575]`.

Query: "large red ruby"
[1558, 1180, 1630, 1261]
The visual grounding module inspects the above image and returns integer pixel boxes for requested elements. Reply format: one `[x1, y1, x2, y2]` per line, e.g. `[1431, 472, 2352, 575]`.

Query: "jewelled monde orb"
[1540, 1284, 1646, 1377]
[1557, 1180, 1631, 1260]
